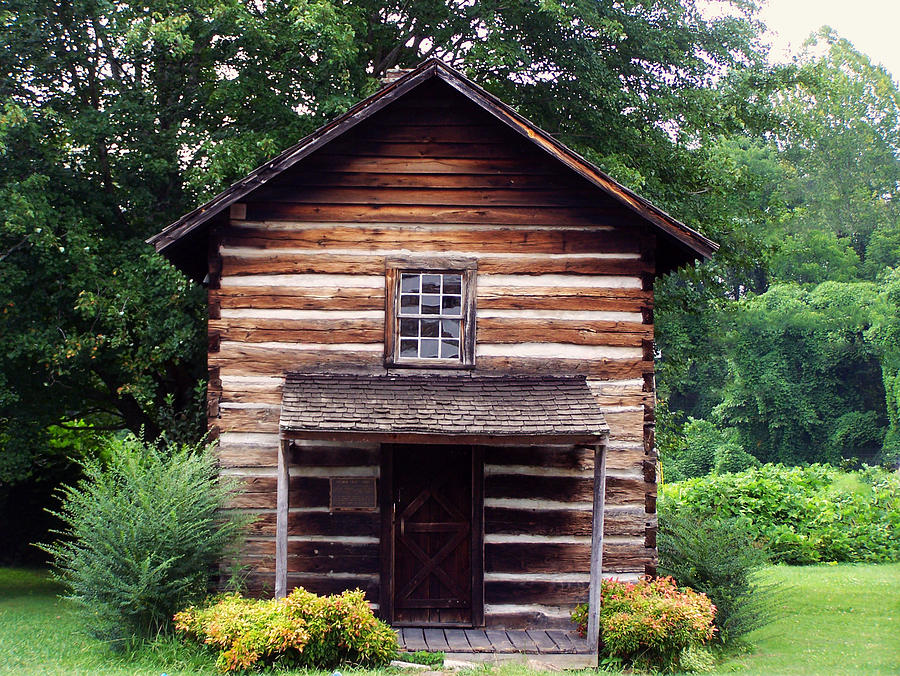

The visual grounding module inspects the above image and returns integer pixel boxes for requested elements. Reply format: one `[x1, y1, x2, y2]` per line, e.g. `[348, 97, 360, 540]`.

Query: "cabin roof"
[280, 373, 609, 441]
[148, 58, 717, 277]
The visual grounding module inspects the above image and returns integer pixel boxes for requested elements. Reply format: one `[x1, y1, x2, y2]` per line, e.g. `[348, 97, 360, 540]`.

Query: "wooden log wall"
[208, 78, 658, 621]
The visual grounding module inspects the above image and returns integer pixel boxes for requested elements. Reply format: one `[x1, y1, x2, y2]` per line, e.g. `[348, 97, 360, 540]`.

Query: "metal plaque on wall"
[330, 477, 377, 511]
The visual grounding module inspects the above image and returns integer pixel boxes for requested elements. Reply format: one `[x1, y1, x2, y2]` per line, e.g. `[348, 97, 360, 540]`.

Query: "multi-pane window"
[385, 260, 476, 368]
[398, 273, 463, 360]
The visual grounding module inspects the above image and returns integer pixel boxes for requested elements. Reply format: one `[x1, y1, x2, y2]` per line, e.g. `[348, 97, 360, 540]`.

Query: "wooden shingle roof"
[280, 373, 609, 443]
[148, 58, 717, 278]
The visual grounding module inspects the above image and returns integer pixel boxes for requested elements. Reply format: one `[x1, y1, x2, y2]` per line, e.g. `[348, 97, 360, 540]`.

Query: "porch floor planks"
[484, 629, 517, 653]
[444, 629, 473, 652]
[506, 630, 540, 653]
[398, 628, 428, 652]
[422, 628, 451, 652]
[464, 629, 494, 652]
[397, 627, 589, 655]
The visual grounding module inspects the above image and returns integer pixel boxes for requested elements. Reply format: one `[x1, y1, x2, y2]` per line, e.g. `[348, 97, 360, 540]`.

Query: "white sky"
[757, 0, 900, 79]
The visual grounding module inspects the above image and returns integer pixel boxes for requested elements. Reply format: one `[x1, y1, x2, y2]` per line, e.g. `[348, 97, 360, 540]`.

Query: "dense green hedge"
[661, 464, 900, 565]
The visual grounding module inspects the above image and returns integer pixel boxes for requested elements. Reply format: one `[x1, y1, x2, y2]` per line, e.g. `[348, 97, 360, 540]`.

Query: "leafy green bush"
[572, 577, 716, 672]
[175, 588, 398, 672]
[662, 464, 900, 564]
[659, 513, 776, 642]
[664, 418, 758, 481]
[41, 434, 248, 643]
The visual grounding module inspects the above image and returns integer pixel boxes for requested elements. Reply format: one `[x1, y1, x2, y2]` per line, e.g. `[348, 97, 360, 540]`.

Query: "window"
[385, 258, 476, 368]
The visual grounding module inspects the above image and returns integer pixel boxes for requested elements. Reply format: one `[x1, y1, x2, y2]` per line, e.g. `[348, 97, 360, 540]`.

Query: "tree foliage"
[2, 1, 899, 531]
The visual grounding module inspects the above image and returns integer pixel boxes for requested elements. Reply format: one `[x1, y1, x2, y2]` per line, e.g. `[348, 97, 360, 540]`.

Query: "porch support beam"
[275, 438, 290, 598]
[586, 436, 608, 658]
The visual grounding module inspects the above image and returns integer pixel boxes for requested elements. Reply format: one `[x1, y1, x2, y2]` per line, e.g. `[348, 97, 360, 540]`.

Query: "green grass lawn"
[716, 563, 900, 675]
[1, 564, 897, 675]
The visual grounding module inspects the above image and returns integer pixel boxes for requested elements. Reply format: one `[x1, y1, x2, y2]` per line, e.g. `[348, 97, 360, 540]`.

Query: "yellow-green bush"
[573, 577, 716, 672]
[175, 588, 397, 672]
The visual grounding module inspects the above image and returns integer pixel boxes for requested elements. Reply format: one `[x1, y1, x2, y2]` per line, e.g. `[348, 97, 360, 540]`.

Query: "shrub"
[175, 587, 398, 672]
[658, 512, 776, 642]
[41, 434, 248, 644]
[661, 463, 900, 564]
[664, 418, 757, 481]
[572, 577, 716, 672]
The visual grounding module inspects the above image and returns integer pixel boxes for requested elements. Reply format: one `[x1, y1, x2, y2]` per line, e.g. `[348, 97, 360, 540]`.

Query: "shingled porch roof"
[279, 373, 609, 444]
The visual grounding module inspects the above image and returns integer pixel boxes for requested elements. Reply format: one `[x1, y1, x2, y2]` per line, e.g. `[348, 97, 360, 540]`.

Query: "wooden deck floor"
[396, 627, 590, 655]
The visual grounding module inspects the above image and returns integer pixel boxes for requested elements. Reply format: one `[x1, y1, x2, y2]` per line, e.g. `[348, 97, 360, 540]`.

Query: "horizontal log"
[483, 446, 594, 471]
[486, 543, 591, 574]
[243, 572, 379, 599]
[216, 407, 280, 434]
[352, 124, 511, 144]
[249, 185, 611, 208]
[484, 612, 576, 631]
[211, 345, 382, 376]
[325, 140, 523, 159]
[228, 476, 331, 509]
[218, 443, 381, 468]
[243, 540, 379, 575]
[217, 444, 279, 468]
[604, 446, 647, 473]
[602, 543, 658, 573]
[292, 445, 380, 467]
[220, 389, 284, 405]
[298, 155, 556, 176]
[370, 107, 502, 128]
[485, 507, 646, 537]
[603, 411, 646, 440]
[211, 343, 651, 380]
[485, 581, 588, 605]
[245, 202, 615, 227]
[211, 316, 648, 348]
[221, 253, 648, 277]
[213, 286, 384, 311]
[221, 224, 639, 254]
[209, 318, 383, 344]
[477, 318, 651, 346]
[276, 170, 590, 190]
[247, 511, 379, 538]
[486, 475, 593, 502]
[476, 357, 653, 380]
[478, 286, 652, 312]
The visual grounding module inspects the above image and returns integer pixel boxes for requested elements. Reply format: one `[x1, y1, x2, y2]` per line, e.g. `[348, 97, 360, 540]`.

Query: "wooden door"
[384, 445, 483, 626]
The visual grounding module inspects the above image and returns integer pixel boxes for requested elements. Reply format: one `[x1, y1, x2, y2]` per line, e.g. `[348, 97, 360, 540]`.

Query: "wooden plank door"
[385, 445, 483, 626]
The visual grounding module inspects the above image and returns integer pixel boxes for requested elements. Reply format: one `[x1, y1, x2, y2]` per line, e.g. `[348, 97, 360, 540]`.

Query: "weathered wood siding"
[208, 79, 657, 623]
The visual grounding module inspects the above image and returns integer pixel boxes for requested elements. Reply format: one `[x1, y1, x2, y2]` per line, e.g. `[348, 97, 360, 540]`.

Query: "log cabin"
[148, 58, 716, 665]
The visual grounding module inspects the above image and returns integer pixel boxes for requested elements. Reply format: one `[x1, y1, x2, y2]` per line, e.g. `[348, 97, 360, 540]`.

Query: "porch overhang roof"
[279, 372, 609, 444]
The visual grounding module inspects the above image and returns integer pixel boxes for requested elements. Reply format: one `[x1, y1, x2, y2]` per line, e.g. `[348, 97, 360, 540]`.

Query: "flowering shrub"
[175, 588, 397, 672]
[573, 577, 716, 671]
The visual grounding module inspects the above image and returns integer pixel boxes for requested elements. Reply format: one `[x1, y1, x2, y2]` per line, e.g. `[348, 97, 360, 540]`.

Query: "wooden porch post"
[275, 438, 290, 598]
[587, 437, 608, 657]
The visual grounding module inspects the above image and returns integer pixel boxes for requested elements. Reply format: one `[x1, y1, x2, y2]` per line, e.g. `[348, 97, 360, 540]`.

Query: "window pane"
[421, 274, 441, 294]
[441, 319, 460, 338]
[400, 339, 418, 357]
[400, 274, 420, 293]
[420, 338, 439, 358]
[400, 294, 418, 315]
[440, 339, 460, 359]
[421, 319, 439, 338]
[443, 275, 462, 294]
[421, 295, 440, 314]
[399, 318, 418, 337]
[441, 295, 461, 315]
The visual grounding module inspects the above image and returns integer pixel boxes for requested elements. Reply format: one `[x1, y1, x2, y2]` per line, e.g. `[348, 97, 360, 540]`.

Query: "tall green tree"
[715, 282, 886, 465]
[770, 29, 900, 265]
[1, 0, 769, 473]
